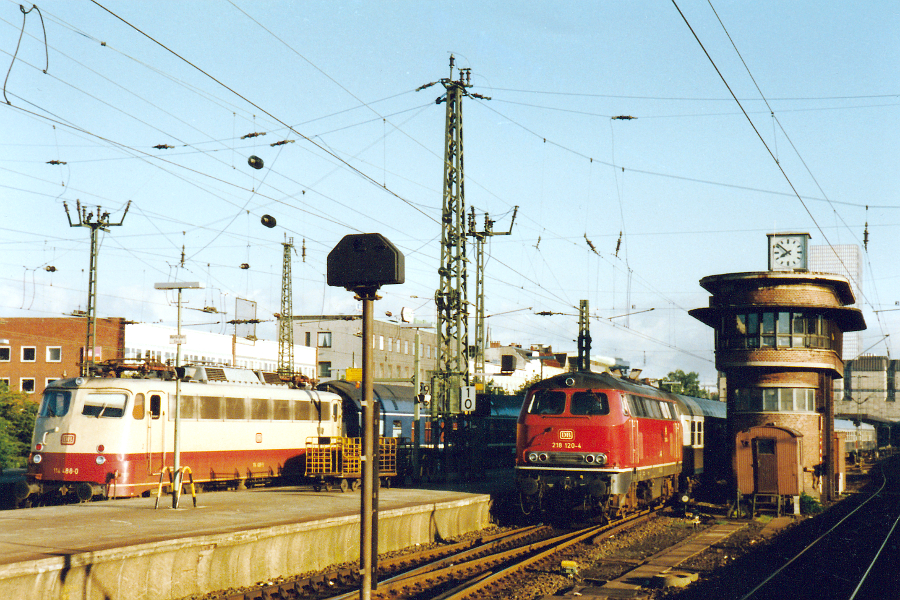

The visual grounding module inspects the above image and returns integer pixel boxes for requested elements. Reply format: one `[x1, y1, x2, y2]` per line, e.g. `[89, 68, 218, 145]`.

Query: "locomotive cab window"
[40, 390, 71, 417]
[82, 393, 128, 418]
[570, 391, 609, 416]
[527, 390, 566, 415]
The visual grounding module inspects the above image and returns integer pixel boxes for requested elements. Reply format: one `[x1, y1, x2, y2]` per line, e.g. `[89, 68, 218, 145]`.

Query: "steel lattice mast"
[277, 235, 295, 378]
[64, 200, 130, 376]
[418, 55, 490, 415]
[468, 207, 517, 385]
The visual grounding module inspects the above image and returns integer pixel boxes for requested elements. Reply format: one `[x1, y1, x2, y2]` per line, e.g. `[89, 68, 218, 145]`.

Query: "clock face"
[771, 236, 805, 269]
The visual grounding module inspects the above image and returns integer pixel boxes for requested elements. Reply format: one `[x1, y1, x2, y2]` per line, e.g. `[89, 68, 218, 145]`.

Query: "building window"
[1, 378, 9, 389]
[404, 340, 409, 354]
[47, 347, 62, 362]
[317, 331, 332, 348]
[45, 378, 58, 387]
[0, 347, 9, 362]
[379, 336, 384, 350]
[21, 347, 36, 362]
[318, 361, 332, 378]
[305, 331, 312, 347]
[21, 378, 36, 393]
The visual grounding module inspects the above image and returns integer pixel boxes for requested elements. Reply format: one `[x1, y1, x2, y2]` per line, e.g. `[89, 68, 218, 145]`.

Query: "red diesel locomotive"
[515, 370, 722, 518]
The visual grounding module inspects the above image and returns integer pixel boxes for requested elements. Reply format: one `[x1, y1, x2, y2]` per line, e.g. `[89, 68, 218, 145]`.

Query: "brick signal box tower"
[691, 249, 865, 503]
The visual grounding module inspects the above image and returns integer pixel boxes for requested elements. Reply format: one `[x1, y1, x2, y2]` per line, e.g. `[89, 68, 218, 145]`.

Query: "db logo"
[558, 430, 574, 440]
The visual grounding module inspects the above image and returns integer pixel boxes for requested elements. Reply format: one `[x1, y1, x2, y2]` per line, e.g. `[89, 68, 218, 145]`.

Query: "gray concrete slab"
[0, 484, 493, 600]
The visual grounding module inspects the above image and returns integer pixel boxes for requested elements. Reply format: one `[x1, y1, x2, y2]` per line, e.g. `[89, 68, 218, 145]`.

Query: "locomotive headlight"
[538, 453, 548, 462]
[528, 452, 539, 463]
[32, 454, 42, 464]
[584, 454, 595, 464]
[596, 453, 607, 466]
[74, 377, 85, 386]
[96, 456, 106, 465]
[35, 443, 43, 451]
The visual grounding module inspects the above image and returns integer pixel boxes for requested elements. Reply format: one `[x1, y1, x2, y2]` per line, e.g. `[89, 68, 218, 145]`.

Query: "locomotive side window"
[82, 393, 128, 418]
[630, 396, 648, 417]
[170, 395, 197, 420]
[527, 390, 565, 415]
[319, 402, 332, 421]
[273, 399, 291, 420]
[294, 400, 310, 420]
[570, 391, 609, 416]
[40, 390, 71, 417]
[225, 397, 246, 420]
[251, 398, 270, 420]
[659, 402, 672, 419]
[199, 396, 223, 420]
[620, 395, 632, 416]
[133, 393, 145, 419]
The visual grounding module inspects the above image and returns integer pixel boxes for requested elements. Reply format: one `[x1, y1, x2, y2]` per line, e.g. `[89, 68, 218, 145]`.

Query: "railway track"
[224, 510, 657, 600]
[735, 458, 900, 600]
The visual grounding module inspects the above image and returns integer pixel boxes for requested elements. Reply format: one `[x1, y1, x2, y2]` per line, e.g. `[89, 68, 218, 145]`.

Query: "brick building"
[0, 317, 126, 395]
[690, 271, 865, 500]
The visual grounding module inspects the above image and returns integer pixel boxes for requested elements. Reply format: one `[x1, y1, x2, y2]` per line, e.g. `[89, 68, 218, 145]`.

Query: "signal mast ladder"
[305, 436, 397, 492]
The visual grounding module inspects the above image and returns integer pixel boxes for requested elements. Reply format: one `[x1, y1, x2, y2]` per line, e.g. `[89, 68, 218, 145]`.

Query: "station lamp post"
[154, 280, 204, 508]
[327, 233, 404, 600]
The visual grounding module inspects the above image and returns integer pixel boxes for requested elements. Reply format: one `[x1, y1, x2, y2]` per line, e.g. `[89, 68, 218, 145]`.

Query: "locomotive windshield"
[527, 390, 566, 415]
[571, 391, 609, 415]
[39, 390, 71, 417]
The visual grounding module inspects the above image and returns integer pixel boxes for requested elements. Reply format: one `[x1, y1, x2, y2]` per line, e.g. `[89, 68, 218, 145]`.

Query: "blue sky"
[2, 1, 897, 388]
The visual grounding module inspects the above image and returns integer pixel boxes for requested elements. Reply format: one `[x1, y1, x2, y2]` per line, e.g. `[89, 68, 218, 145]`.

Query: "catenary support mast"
[64, 200, 130, 376]
[278, 235, 295, 378]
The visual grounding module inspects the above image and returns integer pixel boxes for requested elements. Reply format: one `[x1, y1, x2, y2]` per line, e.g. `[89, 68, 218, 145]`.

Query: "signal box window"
[527, 390, 566, 415]
[0, 347, 10, 361]
[571, 391, 610, 416]
[22, 347, 36, 362]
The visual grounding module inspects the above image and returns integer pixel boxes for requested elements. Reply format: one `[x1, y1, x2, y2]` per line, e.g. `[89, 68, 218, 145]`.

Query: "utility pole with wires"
[277, 235, 296, 378]
[64, 200, 130, 376]
[468, 206, 517, 386]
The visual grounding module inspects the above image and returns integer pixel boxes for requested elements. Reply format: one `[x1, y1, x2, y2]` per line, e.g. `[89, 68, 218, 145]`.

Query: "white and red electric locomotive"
[515, 370, 723, 518]
[16, 364, 343, 504]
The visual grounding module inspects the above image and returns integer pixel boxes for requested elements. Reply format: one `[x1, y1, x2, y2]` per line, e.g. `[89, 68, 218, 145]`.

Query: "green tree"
[0, 384, 37, 470]
[664, 370, 709, 399]
[513, 374, 542, 396]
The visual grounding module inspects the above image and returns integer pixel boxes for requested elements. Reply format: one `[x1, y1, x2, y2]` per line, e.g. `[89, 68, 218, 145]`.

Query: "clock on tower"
[767, 233, 811, 271]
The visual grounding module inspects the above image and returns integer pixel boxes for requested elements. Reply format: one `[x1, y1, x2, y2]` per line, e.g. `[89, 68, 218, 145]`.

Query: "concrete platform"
[0, 484, 493, 600]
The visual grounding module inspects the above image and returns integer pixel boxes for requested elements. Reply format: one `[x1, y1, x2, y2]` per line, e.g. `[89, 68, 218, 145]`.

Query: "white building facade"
[124, 323, 316, 379]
